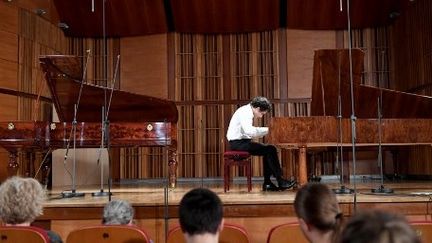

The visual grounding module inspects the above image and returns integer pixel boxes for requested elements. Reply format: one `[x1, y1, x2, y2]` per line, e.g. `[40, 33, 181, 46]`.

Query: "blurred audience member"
[102, 199, 134, 225]
[294, 183, 343, 243]
[0, 176, 62, 243]
[340, 210, 420, 243]
[179, 188, 224, 243]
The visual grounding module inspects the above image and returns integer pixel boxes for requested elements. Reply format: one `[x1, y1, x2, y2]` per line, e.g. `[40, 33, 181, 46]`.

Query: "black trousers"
[229, 139, 282, 181]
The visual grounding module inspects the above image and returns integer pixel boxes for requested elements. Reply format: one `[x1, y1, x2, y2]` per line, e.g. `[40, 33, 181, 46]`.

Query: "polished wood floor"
[44, 178, 432, 208]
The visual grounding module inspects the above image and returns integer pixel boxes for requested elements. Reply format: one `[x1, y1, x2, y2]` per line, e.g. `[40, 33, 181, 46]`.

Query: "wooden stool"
[223, 151, 252, 192]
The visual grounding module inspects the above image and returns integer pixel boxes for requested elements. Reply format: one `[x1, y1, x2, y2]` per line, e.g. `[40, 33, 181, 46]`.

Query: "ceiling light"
[35, 9, 46, 16]
[58, 22, 69, 29]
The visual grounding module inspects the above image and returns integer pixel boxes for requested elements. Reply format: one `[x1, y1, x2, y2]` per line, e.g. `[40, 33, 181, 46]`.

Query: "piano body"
[0, 55, 179, 187]
[268, 49, 432, 186]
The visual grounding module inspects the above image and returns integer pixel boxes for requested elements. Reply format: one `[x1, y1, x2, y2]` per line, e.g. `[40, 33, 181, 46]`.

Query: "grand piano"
[0, 55, 179, 187]
[268, 49, 432, 186]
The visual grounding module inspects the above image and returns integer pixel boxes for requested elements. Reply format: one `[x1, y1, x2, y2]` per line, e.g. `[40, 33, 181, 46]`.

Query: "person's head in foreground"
[250, 96, 272, 118]
[0, 176, 45, 225]
[294, 183, 343, 243]
[340, 210, 420, 243]
[179, 188, 224, 243]
[102, 199, 135, 225]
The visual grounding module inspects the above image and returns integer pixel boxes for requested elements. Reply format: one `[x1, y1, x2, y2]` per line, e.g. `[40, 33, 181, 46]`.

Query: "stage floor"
[45, 178, 432, 208]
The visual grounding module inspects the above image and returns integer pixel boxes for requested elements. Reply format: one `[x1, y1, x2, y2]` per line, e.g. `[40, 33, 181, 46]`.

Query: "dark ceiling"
[53, 0, 414, 37]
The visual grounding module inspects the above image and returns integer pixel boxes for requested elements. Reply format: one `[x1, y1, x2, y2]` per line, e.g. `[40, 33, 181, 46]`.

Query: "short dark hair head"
[250, 96, 272, 112]
[340, 210, 420, 243]
[179, 188, 223, 235]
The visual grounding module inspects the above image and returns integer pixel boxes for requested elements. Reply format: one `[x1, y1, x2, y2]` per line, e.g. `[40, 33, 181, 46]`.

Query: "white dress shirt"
[226, 104, 269, 141]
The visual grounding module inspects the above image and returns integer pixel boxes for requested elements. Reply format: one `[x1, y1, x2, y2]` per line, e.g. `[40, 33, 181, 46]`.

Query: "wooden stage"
[38, 179, 432, 243]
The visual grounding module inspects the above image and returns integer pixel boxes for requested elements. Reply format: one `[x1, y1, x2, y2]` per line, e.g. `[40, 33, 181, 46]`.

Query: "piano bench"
[223, 151, 252, 193]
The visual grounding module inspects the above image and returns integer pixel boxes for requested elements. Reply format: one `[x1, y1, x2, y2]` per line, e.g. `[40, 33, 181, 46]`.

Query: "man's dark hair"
[250, 96, 272, 112]
[179, 188, 223, 235]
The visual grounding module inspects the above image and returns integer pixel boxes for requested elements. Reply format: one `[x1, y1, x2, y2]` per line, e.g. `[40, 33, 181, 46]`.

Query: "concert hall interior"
[1, 0, 432, 242]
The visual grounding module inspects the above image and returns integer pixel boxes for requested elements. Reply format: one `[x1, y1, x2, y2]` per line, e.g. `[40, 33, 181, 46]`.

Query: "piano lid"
[311, 49, 432, 119]
[39, 55, 178, 123]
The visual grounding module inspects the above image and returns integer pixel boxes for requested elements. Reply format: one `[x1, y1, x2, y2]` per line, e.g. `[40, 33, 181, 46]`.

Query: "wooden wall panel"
[4, 0, 59, 28]
[16, 0, 51, 18]
[0, 60, 18, 90]
[0, 2, 67, 182]
[117, 34, 169, 181]
[0, 2, 18, 33]
[388, 0, 432, 176]
[0, 2, 18, 182]
[0, 30, 18, 62]
[52, 148, 109, 187]
[390, 0, 432, 94]
[0, 94, 17, 120]
[120, 34, 168, 99]
[286, 30, 336, 99]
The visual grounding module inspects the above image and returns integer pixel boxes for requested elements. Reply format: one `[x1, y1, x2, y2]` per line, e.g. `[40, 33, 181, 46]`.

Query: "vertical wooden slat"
[388, 0, 432, 175]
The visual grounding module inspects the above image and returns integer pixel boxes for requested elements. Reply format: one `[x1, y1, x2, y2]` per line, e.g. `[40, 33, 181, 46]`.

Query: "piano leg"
[41, 153, 52, 189]
[391, 149, 401, 181]
[168, 144, 177, 188]
[298, 146, 308, 186]
[342, 151, 350, 183]
[26, 151, 34, 177]
[7, 150, 19, 176]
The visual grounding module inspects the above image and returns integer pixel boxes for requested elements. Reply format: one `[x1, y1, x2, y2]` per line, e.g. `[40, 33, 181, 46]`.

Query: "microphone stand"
[92, 55, 120, 197]
[91, 106, 111, 197]
[345, 0, 358, 211]
[371, 85, 393, 194]
[333, 96, 354, 194]
[61, 50, 91, 198]
[333, 49, 353, 194]
[333, 0, 355, 194]
[164, 119, 170, 243]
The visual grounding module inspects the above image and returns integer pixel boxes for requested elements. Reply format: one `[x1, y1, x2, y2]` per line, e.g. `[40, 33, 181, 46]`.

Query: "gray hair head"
[0, 176, 45, 224]
[102, 200, 134, 225]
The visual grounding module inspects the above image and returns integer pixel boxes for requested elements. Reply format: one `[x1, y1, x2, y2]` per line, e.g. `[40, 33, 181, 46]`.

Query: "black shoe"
[277, 178, 296, 190]
[262, 181, 279, 191]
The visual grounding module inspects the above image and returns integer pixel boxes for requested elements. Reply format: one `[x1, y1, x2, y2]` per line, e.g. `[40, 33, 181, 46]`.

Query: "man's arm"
[239, 115, 268, 138]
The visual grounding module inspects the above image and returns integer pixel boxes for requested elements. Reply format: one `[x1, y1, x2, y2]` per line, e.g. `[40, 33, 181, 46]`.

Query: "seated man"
[179, 188, 224, 243]
[102, 199, 134, 225]
[0, 176, 63, 243]
[226, 96, 295, 191]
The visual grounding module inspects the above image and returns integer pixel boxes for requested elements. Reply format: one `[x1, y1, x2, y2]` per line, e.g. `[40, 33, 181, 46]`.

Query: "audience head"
[102, 199, 134, 225]
[340, 210, 420, 243]
[179, 188, 224, 240]
[294, 183, 342, 243]
[0, 176, 45, 225]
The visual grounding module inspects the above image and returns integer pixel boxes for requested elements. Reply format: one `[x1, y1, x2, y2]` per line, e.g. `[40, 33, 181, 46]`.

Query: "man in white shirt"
[226, 96, 295, 191]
